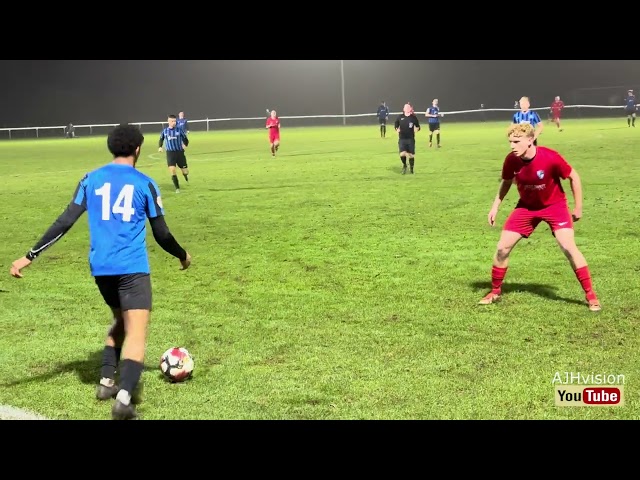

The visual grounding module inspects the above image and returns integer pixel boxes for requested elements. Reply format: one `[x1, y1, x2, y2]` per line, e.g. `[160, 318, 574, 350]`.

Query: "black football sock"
[628, 117, 631, 126]
[437, 133, 440, 145]
[117, 359, 144, 405]
[400, 156, 406, 166]
[100, 346, 118, 381]
[183, 173, 189, 182]
[409, 158, 415, 171]
[172, 175, 180, 189]
[382, 125, 386, 137]
[429, 134, 433, 144]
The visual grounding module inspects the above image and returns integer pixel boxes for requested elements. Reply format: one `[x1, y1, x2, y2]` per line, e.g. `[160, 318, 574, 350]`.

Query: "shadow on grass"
[280, 150, 345, 158]
[470, 281, 586, 306]
[0, 349, 157, 388]
[208, 184, 300, 192]
[192, 148, 253, 155]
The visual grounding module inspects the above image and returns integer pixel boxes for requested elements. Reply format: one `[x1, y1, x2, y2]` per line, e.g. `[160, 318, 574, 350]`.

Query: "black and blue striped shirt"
[513, 110, 541, 127]
[427, 106, 440, 124]
[377, 104, 389, 119]
[625, 94, 636, 110]
[159, 126, 189, 152]
[176, 118, 188, 132]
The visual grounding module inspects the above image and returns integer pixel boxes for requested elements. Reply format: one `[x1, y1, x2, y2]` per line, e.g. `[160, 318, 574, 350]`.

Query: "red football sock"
[574, 266, 593, 294]
[491, 266, 508, 293]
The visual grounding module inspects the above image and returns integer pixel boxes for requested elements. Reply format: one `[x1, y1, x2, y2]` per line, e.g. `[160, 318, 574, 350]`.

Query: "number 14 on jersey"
[95, 183, 136, 222]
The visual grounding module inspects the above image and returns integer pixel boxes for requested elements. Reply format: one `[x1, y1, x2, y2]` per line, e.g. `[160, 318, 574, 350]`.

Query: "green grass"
[0, 119, 638, 420]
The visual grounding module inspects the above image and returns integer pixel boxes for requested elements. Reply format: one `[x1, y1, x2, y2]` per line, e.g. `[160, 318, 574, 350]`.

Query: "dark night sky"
[0, 60, 638, 128]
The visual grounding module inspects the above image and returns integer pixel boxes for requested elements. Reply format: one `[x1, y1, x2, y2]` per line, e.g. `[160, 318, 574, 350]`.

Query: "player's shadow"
[470, 281, 586, 306]
[283, 150, 344, 157]
[388, 165, 412, 175]
[0, 349, 157, 388]
[193, 148, 252, 155]
[208, 184, 299, 192]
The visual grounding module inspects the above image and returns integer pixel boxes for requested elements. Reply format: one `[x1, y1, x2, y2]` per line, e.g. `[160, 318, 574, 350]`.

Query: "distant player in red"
[550, 96, 565, 131]
[479, 123, 601, 312]
[266, 110, 281, 156]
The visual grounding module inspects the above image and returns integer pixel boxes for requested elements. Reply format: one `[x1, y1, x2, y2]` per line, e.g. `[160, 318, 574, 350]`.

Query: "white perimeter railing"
[0, 104, 637, 139]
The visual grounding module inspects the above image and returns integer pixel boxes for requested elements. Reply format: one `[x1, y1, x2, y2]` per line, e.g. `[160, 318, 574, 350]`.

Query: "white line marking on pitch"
[0, 404, 49, 420]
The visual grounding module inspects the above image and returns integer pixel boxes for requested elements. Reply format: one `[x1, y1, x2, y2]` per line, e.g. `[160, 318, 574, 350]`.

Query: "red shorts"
[503, 201, 573, 238]
[269, 131, 280, 143]
[552, 112, 561, 120]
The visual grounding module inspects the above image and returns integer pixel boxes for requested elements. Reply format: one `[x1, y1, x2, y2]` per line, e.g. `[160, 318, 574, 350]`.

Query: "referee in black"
[159, 114, 190, 193]
[394, 103, 421, 174]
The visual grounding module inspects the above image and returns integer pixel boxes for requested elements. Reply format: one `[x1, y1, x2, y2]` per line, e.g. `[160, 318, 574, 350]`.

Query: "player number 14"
[95, 183, 136, 222]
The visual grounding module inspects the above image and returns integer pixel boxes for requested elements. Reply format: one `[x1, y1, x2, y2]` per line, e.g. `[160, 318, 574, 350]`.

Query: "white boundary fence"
[0, 104, 636, 140]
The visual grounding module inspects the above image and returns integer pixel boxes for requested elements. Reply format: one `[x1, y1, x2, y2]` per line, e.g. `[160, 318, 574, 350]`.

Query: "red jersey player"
[550, 96, 565, 131]
[266, 110, 281, 156]
[479, 123, 601, 312]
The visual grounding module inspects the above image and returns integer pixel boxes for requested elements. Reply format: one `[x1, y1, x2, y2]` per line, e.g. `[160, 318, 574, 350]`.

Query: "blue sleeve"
[534, 112, 541, 123]
[512, 113, 518, 123]
[72, 174, 89, 208]
[144, 179, 165, 219]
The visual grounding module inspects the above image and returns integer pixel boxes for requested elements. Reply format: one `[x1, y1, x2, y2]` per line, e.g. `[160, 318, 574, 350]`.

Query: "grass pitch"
[0, 118, 638, 419]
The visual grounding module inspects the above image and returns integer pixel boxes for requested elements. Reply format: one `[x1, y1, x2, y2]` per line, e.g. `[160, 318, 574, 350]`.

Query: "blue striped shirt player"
[624, 89, 636, 127]
[10, 123, 190, 420]
[512, 96, 543, 145]
[177, 111, 189, 134]
[159, 114, 190, 193]
[426, 99, 442, 148]
[376, 101, 390, 138]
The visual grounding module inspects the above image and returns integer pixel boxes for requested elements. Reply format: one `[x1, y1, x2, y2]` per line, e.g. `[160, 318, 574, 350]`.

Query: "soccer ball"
[160, 347, 194, 382]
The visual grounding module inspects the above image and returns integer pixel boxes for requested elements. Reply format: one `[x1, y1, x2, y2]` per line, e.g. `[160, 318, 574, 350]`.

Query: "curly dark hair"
[107, 124, 145, 158]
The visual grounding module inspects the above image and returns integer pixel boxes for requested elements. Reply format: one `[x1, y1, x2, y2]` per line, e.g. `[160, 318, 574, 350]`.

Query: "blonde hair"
[507, 123, 535, 138]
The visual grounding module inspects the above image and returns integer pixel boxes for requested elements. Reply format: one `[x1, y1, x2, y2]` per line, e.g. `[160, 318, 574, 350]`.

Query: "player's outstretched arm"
[10, 201, 86, 278]
[149, 216, 190, 269]
[567, 169, 583, 221]
[488, 179, 513, 226]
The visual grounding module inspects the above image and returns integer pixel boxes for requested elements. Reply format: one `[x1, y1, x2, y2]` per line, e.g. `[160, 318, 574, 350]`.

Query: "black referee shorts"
[398, 138, 416, 155]
[167, 150, 188, 169]
[94, 273, 153, 311]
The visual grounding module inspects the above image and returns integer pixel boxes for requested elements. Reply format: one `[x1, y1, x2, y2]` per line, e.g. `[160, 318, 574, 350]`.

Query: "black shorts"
[625, 107, 637, 115]
[398, 138, 416, 155]
[95, 273, 152, 311]
[167, 150, 188, 168]
[429, 122, 440, 132]
[378, 117, 387, 125]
